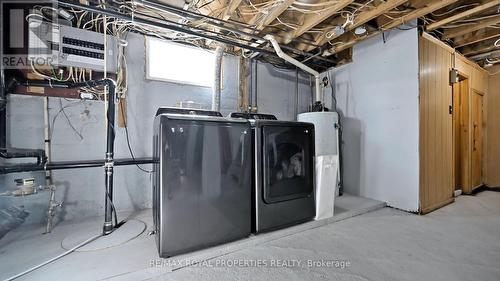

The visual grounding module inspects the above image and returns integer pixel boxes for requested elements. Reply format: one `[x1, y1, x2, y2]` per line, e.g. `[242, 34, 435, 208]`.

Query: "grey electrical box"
[28, 19, 117, 72]
[449, 68, 459, 84]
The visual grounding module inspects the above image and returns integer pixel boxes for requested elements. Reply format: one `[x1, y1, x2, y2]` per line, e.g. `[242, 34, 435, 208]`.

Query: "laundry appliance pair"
[153, 108, 315, 257]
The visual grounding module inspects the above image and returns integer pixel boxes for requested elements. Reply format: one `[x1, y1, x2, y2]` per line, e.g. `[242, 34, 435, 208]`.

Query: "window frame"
[144, 36, 219, 88]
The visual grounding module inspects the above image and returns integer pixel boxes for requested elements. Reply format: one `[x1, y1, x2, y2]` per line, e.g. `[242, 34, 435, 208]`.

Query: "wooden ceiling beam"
[315, 0, 408, 47]
[460, 38, 500, 57]
[221, 0, 243, 20]
[453, 29, 500, 48]
[288, 0, 355, 42]
[381, 0, 458, 30]
[247, 0, 294, 30]
[444, 15, 500, 39]
[426, 0, 500, 31]
[325, 0, 458, 55]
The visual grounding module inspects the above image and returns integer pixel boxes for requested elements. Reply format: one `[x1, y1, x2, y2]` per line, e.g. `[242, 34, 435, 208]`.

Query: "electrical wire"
[59, 99, 84, 140]
[431, 3, 480, 17]
[49, 100, 83, 140]
[119, 101, 152, 174]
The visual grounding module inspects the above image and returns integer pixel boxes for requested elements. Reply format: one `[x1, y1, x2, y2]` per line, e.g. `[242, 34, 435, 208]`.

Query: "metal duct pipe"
[264, 35, 322, 104]
[212, 44, 225, 112]
[20, 78, 117, 235]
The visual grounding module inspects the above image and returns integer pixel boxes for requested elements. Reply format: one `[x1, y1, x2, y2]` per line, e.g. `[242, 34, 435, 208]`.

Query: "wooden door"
[471, 91, 484, 188]
[452, 81, 463, 190]
[459, 80, 470, 191]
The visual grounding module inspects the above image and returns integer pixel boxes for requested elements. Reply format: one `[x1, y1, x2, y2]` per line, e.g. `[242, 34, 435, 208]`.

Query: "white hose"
[4, 234, 102, 281]
[264, 35, 322, 103]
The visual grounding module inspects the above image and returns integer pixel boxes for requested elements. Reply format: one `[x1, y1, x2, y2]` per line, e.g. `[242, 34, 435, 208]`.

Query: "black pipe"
[0, 66, 6, 148]
[0, 158, 154, 174]
[55, 0, 336, 65]
[134, 0, 321, 50]
[55, 0, 275, 56]
[0, 148, 46, 166]
[136, 0, 263, 42]
[21, 78, 117, 235]
[136, 0, 258, 32]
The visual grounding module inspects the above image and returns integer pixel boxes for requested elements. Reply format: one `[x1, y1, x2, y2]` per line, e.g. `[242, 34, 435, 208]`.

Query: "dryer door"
[260, 123, 314, 204]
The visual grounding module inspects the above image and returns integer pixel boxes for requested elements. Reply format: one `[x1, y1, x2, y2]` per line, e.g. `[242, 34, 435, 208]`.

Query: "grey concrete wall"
[322, 28, 420, 212]
[0, 33, 313, 226]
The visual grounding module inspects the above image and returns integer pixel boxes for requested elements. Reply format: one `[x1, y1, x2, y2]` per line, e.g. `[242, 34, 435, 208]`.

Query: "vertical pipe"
[212, 44, 225, 112]
[102, 16, 114, 235]
[103, 81, 116, 235]
[248, 60, 253, 112]
[294, 68, 299, 120]
[0, 67, 6, 148]
[20, 79, 117, 234]
[253, 60, 258, 112]
[43, 97, 52, 183]
[44, 97, 57, 233]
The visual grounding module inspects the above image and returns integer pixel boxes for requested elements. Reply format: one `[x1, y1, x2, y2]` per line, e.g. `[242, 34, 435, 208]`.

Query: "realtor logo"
[1, 0, 57, 69]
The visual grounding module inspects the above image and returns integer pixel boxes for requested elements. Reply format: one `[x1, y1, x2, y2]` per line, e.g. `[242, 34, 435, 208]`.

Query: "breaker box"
[28, 18, 117, 72]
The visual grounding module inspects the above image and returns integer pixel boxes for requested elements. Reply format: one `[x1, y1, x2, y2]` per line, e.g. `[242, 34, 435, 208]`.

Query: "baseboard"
[471, 185, 500, 194]
[420, 197, 455, 215]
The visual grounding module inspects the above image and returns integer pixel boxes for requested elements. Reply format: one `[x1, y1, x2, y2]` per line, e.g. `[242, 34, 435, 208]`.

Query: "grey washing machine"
[153, 108, 252, 257]
[229, 113, 316, 233]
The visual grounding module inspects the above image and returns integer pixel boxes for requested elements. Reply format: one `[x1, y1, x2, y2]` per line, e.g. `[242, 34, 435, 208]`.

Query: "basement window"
[146, 37, 215, 87]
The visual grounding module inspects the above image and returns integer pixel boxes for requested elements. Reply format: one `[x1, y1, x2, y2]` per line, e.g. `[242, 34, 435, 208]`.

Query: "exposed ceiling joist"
[315, 0, 408, 47]
[173, 0, 500, 68]
[444, 14, 500, 39]
[247, 0, 294, 30]
[381, 0, 458, 30]
[460, 37, 500, 57]
[327, 0, 458, 55]
[288, 0, 355, 42]
[453, 29, 500, 48]
[426, 0, 500, 31]
[469, 49, 500, 61]
[221, 0, 243, 20]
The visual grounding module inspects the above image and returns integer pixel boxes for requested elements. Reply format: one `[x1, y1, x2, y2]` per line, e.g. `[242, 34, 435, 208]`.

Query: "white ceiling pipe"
[264, 35, 322, 104]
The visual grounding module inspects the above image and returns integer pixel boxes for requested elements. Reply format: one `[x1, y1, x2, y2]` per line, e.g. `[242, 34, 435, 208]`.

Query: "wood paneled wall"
[454, 53, 489, 193]
[487, 73, 500, 187]
[419, 33, 489, 213]
[418, 35, 454, 214]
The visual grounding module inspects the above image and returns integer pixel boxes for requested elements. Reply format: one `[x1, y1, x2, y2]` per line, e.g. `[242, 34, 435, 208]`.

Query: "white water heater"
[298, 111, 340, 219]
[297, 112, 339, 156]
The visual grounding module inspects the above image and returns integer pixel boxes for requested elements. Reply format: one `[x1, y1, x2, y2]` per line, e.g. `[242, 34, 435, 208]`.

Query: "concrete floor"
[1, 191, 499, 281]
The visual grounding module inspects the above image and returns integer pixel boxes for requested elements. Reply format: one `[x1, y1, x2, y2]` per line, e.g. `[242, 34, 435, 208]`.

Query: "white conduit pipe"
[264, 35, 322, 103]
[212, 44, 225, 112]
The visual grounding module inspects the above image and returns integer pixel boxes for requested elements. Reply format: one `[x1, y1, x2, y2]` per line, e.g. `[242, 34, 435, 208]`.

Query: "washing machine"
[229, 113, 315, 233]
[153, 108, 252, 257]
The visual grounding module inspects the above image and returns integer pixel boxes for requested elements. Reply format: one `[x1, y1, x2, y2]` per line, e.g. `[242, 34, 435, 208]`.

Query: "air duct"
[212, 44, 225, 112]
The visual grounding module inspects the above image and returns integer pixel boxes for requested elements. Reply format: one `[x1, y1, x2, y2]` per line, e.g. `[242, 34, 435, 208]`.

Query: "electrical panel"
[28, 19, 117, 72]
